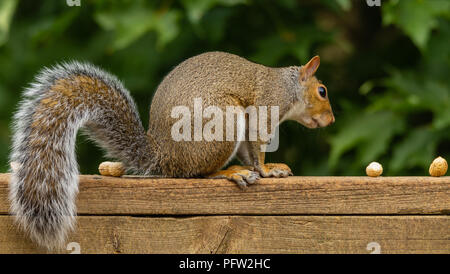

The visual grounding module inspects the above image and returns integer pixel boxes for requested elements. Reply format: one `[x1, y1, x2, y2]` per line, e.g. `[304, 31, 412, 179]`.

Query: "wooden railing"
[0, 173, 448, 253]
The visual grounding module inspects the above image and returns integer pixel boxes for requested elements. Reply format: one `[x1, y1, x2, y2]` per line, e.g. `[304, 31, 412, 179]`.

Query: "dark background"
[0, 0, 448, 176]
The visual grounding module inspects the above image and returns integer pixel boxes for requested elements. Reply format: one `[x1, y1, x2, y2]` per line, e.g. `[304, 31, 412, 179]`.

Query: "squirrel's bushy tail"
[9, 62, 157, 249]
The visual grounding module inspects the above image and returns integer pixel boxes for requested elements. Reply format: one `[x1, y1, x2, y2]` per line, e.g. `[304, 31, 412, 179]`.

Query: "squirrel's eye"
[318, 86, 327, 98]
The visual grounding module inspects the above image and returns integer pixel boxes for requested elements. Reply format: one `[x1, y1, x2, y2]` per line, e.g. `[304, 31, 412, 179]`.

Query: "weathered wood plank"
[1, 215, 448, 254]
[0, 174, 449, 215]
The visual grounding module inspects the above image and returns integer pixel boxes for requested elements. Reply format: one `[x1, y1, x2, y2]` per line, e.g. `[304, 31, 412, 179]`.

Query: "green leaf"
[251, 26, 331, 66]
[0, 0, 18, 46]
[329, 111, 405, 168]
[199, 8, 233, 42]
[336, 0, 351, 11]
[250, 35, 290, 66]
[95, 5, 180, 51]
[30, 9, 80, 45]
[359, 80, 376, 95]
[382, 0, 450, 50]
[181, 0, 247, 24]
[153, 10, 181, 49]
[433, 107, 450, 130]
[383, 70, 450, 126]
[319, 0, 352, 12]
[389, 128, 436, 173]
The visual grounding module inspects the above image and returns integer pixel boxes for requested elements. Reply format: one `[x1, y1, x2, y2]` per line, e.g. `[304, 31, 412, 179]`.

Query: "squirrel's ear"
[300, 55, 320, 81]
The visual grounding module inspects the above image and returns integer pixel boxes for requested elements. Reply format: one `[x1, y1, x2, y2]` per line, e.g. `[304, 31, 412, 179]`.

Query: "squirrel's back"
[151, 52, 266, 106]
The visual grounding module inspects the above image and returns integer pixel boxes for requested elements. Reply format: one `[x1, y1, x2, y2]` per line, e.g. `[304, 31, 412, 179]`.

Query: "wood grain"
[1, 215, 448, 254]
[0, 174, 449, 215]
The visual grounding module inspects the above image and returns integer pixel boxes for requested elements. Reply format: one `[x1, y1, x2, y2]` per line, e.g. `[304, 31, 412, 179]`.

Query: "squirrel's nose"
[330, 115, 335, 124]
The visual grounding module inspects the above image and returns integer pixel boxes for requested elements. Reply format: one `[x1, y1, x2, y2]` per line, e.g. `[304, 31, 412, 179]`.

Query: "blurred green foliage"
[0, 0, 448, 176]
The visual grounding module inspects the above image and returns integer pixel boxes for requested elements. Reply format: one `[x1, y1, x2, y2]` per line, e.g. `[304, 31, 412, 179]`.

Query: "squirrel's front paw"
[257, 163, 293, 178]
[208, 165, 260, 189]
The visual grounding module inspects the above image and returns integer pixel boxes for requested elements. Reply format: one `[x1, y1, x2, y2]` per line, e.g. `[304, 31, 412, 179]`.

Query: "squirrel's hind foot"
[257, 163, 293, 178]
[208, 165, 260, 189]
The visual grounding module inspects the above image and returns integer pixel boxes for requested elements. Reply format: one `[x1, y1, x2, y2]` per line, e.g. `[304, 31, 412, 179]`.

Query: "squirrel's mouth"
[308, 115, 334, 128]
[303, 117, 319, 128]
[311, 118, 320, 128]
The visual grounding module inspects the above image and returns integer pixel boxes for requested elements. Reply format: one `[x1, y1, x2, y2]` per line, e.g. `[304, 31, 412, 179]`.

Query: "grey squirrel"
[9, 51, 334, 250]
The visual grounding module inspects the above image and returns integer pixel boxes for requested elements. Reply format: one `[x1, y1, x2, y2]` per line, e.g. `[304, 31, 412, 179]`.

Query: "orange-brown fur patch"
[303, 77, 333, 121]
[260, 163, 292, 174]
[208, 166, 254, 181]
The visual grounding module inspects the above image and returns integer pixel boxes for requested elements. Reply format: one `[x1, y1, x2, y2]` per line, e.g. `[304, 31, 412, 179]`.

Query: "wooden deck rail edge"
[0, 174, 448, 253]
[1, 215, 448, 253]
[1, 173, 449, 215]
